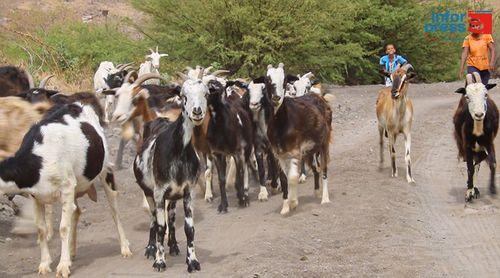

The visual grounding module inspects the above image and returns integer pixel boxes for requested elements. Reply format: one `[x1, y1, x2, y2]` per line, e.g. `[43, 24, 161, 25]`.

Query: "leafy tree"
[132, 0, 473, 84]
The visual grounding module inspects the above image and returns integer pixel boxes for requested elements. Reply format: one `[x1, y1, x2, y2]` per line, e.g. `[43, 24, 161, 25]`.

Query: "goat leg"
[256, 152, 269, 201]
[465, 148, 478, 202]
[153, 198, 168, 271]
[167, 201, 180, 256]
[35, 199, 52, 275]
[487, 144, 497, 195]
[183, 190, 200, 272]
[145, 196, 157, 260]
[214, 155, 228, 213]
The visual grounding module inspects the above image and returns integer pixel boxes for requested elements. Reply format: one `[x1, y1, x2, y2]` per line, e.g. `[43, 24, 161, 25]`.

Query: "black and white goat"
[453, 72, 498, 202]
[134, 77, 203, 273]
[94, 61, 134, 122]
[249, 64, 333, 214]
[0, 93, 131, 277]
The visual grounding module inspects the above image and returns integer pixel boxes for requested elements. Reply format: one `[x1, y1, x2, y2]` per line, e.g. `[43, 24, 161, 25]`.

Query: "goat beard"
[473, 119, 484, 136]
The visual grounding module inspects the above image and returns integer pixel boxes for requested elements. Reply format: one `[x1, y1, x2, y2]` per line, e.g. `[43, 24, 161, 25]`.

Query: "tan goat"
[376, 63, 416, 183]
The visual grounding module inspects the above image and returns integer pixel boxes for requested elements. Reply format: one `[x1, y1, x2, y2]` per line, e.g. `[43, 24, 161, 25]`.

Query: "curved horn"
[203, 66, 214, 75]
[176, 72, 189, 81]
[472, 72, 482, 84]
[267, 64, 273, 69]
[134, 73, 165, 86]
[197, 67, 204, 80]
[303, 72, 315, 79]
[211, 70, 230, 77]
[401, 63, 413, 71]
[466, 73, 474, 85]
[124, 70, 137, 83]
[149, 48, 154, 54]
[24, 69, 35, 88]
[156, 46, 159, 53]
[117, 62, 133, 71]
[39, 74, 54, 89]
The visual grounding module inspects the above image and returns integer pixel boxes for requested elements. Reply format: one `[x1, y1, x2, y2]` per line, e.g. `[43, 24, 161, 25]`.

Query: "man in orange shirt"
[459, 28, 496, 85]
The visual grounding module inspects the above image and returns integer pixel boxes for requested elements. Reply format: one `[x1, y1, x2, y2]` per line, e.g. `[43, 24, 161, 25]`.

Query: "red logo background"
[468, 11, 492, 34]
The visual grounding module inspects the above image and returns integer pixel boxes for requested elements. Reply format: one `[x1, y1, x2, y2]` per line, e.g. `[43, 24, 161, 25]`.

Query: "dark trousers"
[467, 66, 490, 85]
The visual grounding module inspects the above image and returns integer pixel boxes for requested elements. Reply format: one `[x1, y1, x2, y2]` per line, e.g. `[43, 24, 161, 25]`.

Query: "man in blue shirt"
[379, 44, 408, 87]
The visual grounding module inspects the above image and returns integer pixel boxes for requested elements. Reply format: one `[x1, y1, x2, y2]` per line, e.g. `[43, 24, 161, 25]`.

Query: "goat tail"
[323, 93, 335, 105]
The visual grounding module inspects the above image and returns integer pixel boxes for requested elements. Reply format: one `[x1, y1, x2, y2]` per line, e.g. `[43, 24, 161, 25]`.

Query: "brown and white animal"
[0, 66, 35, 97]
[249, 63, 333, 215]
[376, 63, 416, 183]
[94, 62, 134, 122]
[106, 72, 181, 168]
[0, 93, 131, 277]
[453, 72, 498, 202]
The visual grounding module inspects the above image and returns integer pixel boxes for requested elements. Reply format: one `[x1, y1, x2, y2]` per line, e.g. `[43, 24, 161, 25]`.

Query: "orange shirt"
[462, 34, 494, 71]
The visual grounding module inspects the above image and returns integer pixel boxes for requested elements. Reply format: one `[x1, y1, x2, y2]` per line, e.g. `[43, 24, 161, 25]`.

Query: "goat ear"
[486, 84, 497, 90]
[160, 53, 168, 57]
[235, 80, 248, 89]
[253, 76, 266, 84]
[225, 80, 236, 87]
[46, 89, 59, 98]
[455, 87, 466, 95]
[406, 72, 417, 81]
[286, 74, 299, 84]
[102, 90, 116, 96]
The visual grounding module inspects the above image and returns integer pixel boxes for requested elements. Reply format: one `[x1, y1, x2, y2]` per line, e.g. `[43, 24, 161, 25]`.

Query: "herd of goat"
[0, 47, 497, 277]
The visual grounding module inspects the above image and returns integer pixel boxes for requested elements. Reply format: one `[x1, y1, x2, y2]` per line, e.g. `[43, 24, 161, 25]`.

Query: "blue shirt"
[379, 55, 407, 73]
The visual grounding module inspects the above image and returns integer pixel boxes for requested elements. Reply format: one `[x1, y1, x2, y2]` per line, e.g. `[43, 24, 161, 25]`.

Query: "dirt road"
[2, 80, 500, 277]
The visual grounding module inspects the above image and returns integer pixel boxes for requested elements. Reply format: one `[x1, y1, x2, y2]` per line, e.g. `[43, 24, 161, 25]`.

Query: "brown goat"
[453, 72, 498, 201]
[376, 63, 416, 183]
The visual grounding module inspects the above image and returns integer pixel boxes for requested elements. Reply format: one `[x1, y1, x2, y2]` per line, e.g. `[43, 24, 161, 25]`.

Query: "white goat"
[94, 61, 119, 123]
[138, 46, 168, 85]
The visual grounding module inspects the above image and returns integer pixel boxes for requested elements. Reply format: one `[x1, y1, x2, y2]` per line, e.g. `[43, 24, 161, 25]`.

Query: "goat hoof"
[121, 245, 133, 258]
[169, 244, 180, 256]
[217, 204, 228, 214]
[280, 200, 290, 215]
[187, 259, 201, 273]
[407, 177, 416, 183]
[238, 197, 250, 207]
[289, 199, 298, 210]
[465, 188, 479, 202]
[38, 262, 52, 275]
[204, 195, 213, 203]
[299, 174, 307, 183]
[56, 262, 71, 278]
[145, 245, 157, 259]
[258, 187, 269, 201]
[153, 259, 167, 272]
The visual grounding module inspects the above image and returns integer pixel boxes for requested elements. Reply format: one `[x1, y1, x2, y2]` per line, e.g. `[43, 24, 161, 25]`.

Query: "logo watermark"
[423, 9, 493, 42]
